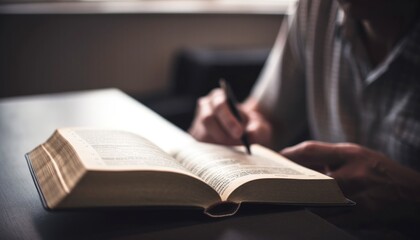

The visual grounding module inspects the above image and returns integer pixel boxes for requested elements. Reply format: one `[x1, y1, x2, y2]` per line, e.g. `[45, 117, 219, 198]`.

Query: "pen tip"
[246, 147, 252, 155]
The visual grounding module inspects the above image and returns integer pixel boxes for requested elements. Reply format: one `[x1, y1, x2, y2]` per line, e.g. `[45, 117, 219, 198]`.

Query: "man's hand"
[189, 88, 272, 147]
[281, 141, 420, 227]
[281, 141, 399, 196]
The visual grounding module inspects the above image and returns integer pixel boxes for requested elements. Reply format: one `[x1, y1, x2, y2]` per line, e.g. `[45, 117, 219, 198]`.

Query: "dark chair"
[139, 47, 270, 130]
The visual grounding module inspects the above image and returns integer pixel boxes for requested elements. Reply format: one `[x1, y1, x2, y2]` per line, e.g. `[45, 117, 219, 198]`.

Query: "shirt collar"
[338, 10, 420, 85]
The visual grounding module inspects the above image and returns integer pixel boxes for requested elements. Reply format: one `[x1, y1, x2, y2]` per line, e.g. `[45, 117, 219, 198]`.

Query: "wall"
[0, 13, 282, 98]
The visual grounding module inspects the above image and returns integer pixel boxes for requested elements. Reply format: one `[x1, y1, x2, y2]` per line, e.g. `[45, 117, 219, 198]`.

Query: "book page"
[59, 128, 193, 176]
[174, 143, 330, 200]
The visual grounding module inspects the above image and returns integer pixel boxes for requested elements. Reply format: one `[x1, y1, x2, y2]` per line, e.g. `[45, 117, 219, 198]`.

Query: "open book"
[27, 128, 350, 217]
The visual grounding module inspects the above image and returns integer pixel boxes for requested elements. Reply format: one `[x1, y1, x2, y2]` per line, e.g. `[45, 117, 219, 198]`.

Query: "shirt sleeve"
[251, 1, 308, 149]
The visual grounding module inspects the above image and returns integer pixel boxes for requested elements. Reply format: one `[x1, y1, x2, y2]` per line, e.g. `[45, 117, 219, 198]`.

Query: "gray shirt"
[252, 0, 420, 170]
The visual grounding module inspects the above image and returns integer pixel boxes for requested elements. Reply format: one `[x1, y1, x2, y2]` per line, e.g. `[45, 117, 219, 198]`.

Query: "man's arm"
[189, 2, 307, 149]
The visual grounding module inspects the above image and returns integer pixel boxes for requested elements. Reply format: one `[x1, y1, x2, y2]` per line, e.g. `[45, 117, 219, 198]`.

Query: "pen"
[219, 79, 252, 155]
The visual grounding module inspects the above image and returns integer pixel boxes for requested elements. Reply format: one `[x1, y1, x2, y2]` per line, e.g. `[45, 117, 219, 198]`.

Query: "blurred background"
[0, 0, 294, 129]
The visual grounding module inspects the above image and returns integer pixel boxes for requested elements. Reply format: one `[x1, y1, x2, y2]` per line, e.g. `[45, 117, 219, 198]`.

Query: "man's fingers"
[191, 95, 236, 144]
[210, 89, 244, 139]
[189, 90, 243, 145]
[280, 141, 346, 168]
[189, 88, 272, 146]
[246, 111, 272, 146]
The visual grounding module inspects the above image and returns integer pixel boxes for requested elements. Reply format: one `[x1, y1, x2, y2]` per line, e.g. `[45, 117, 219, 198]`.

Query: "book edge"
[26, 153, 52, 211]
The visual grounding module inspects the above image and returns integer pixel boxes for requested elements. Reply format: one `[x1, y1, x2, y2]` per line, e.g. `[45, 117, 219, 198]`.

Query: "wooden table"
[0, 89, 354, 239]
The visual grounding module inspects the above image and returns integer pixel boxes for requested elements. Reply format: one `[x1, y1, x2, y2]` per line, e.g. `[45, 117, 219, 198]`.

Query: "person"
[189, 0, 420, 238]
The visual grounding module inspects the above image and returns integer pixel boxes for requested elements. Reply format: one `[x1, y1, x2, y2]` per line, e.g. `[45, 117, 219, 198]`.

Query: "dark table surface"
[0, 89, 354, 239]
